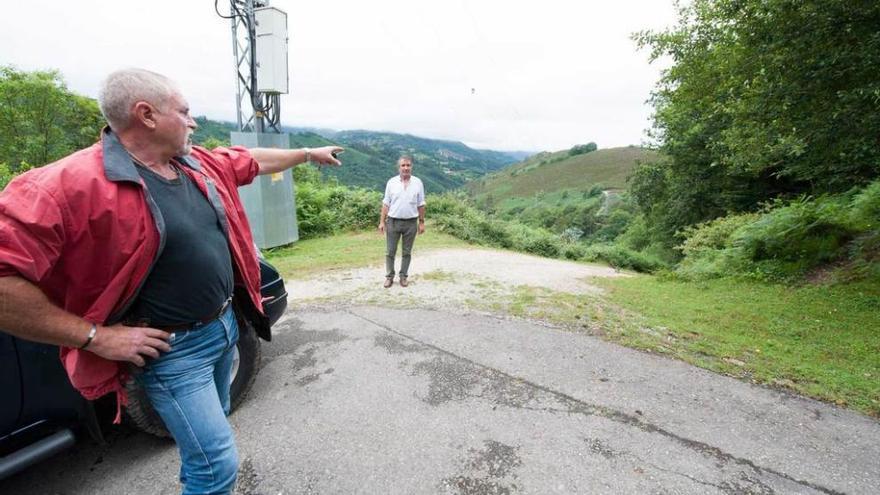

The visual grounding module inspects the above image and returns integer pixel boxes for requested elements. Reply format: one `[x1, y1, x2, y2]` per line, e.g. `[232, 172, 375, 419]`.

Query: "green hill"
[467, 146, 659, 204]
[191, 118, 518, 193]
[323, 130, 516, 192]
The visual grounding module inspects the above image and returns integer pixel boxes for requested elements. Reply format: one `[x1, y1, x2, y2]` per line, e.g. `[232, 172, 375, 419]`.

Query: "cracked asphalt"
[3, 306, 879, 494]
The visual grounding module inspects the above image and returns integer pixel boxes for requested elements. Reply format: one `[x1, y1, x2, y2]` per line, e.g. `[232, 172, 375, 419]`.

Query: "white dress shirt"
[383, 175, 426, 219]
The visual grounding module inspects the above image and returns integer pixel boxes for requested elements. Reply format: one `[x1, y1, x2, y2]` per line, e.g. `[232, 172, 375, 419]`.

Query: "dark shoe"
[383, 277, 393, 288]
[399, 276, 408, 287]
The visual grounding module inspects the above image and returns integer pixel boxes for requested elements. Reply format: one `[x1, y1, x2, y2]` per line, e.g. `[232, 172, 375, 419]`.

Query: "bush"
[594, 208, 633, 242]
[1, 162, 15, 191]
[0, 161, 34, 192]
[673, 181, 880, 281]
[844, 231, 880, 281]
[294, 167, 381, 239]
[569, 142, 598, 156]
[583, 244, 667, 273]
[561, 227, 584, 243]
[850, 181, 880, 231]
[677, 212, 761, 258]
[511, 226, 561, 258]
[730, 196, 852, 279]
[432, 192, 571, 259]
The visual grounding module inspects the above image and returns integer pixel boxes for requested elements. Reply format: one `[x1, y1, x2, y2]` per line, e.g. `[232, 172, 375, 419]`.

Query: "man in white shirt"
[378, 155, 426, 288]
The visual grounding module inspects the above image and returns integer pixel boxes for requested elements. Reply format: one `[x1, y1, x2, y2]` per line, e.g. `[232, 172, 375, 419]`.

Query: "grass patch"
[420, 270, 458, 282]
[263, 227, 469, 280]
[457, 282, 595, 328]
[506, 286, 589, 324]
[595, 276, 880, 416]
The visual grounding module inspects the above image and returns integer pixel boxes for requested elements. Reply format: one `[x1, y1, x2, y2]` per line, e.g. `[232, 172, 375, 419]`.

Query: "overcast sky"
[1, 0, 677, 152]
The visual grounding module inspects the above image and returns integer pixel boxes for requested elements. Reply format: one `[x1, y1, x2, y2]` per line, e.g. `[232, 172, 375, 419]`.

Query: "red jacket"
[0, 129, 268, 418]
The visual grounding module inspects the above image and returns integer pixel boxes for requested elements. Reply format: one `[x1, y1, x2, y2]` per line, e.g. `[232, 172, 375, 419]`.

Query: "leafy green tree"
[569, 142, 597, 156]
[0, 161, 32, 191]
[191, 116, 235, 146]
[632, 0, 880, 239]
[0, 67, 104, 172]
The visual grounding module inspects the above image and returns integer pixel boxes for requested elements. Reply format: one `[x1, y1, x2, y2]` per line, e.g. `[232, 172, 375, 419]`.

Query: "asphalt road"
[3, 306, 879, 494]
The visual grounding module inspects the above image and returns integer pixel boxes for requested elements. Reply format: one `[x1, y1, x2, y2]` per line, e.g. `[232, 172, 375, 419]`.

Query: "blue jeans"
[134, 306, 240, 495]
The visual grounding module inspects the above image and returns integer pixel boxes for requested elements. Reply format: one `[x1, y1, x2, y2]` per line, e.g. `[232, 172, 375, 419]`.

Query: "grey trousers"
[385, 217, 418, 278]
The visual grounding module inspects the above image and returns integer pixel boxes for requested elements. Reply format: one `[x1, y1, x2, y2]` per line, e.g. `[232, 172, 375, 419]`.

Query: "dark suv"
[0, 258, 287, 480]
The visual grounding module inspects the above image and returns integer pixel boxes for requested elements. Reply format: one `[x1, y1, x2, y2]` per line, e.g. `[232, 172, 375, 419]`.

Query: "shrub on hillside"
[509, 224, 561, 258]
[594, 208, 633, 242]
[432, 192, 570, 259]
[1, 161, 33, 191]
[677, 212, 762, 258]
[583, 244, 666, 273]
[294, 166, 381, 239]
[675, 211, 761, 279]
[849, 181, 880, 231]
[586, 185, 605, 198]
[674, 181, 880, 281]
[569, 142, 598, 156]
[841, 183, 880, 280]
[561, 243, 587, 261]
[427, 192, 470, 217]
[432, 194, 666, 270]
[561, 227, 584, 243]
[615, 214, 652, 251]
[730, 195, 852, 279]
[335, 187, 380, 230]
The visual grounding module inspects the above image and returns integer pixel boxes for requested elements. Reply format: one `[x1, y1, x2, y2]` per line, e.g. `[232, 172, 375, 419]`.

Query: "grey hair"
[398, 155, 413, 164]
[98, 68, 180, 131]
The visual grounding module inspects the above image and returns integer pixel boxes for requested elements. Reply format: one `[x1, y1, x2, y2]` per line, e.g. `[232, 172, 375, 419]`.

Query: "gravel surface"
[286, 247, 627, 311]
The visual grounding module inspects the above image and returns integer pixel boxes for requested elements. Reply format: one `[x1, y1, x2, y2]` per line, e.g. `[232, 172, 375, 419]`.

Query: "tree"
[632, 0, 880, 238]
[569, 142, 597, 156]
[0, 67, 104, 172]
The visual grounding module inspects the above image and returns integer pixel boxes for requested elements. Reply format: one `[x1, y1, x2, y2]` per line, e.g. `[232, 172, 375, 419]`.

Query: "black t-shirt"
[126, 162, 234, 326]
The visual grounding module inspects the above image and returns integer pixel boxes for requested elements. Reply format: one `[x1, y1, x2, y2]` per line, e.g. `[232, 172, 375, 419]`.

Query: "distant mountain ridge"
[191, 117, 524, 192]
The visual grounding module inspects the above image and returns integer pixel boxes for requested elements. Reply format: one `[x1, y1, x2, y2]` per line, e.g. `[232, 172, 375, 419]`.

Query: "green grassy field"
[467, 147, 659, 204]
[596, 276, 880, 416]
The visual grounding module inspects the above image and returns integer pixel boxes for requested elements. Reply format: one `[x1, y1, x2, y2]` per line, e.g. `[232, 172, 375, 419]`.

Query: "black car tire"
[123, 317, 262, 438]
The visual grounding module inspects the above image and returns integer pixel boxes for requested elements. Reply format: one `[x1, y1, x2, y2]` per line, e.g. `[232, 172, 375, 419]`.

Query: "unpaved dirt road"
[3, 247, 878, 494]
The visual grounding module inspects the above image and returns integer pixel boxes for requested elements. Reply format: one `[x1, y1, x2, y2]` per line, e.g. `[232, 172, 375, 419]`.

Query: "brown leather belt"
[126, 297, 232, 333]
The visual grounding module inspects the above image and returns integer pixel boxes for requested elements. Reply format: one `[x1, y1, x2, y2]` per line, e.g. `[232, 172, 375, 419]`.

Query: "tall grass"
[674, 181, 880, 281]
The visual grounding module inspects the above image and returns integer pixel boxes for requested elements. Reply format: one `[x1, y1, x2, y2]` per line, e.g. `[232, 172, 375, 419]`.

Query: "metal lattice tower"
[229, 0, 282, 133]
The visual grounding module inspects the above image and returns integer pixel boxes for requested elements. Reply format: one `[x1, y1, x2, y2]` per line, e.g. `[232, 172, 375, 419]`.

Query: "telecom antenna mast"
[217, 0, 298, 248]
[225, 0, 289, 132]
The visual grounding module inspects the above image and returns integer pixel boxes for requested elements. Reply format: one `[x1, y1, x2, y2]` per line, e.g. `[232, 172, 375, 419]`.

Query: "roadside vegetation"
[598, 276, 880, 416]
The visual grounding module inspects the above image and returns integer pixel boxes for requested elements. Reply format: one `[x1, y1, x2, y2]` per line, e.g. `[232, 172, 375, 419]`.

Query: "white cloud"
[1, 0, 676, 151]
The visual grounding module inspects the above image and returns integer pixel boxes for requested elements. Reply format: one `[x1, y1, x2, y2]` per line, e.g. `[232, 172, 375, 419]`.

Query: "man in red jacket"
[0, 68, 341, 494]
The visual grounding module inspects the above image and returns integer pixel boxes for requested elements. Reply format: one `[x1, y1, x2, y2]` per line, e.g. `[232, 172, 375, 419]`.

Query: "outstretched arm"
[251, 146, 343, 175]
